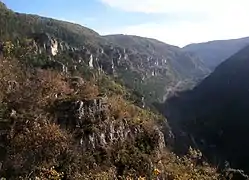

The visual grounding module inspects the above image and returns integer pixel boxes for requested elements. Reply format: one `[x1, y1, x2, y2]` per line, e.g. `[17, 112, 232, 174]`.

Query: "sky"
[2, 0, 249, 47]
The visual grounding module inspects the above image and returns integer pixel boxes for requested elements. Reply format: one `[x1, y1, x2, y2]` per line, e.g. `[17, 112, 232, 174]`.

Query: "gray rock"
[53, 98, 166, 152]
[32, 33, 58, 56]
[223, 168, 249, 180]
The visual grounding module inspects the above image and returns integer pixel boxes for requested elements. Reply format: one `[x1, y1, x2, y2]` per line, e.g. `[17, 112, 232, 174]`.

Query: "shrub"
[0, 56, 221, 180]
[3, 116, 71, 179]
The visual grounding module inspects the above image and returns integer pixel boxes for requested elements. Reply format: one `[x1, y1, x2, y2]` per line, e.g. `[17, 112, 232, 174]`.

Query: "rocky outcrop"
[223, 168, 249, 180]
[54, 97, 109, 128]
[23, 32, 209, 104]
[32, 33, 58, 56]
[53, 97, 166, 152]
[28, 33, 170, 80]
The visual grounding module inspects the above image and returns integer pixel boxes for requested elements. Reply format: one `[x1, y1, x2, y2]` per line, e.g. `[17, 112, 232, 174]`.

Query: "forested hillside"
[0, 1, 224, 179]
[0, 1, 209, 105]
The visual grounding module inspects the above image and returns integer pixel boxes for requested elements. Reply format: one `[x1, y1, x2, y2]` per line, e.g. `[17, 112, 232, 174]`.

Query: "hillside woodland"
[0, 1, 226, 180]
[0, 1, 210, 106]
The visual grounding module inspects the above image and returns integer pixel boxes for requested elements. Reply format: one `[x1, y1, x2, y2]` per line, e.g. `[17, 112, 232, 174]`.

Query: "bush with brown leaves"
[3, 116, 71, 179]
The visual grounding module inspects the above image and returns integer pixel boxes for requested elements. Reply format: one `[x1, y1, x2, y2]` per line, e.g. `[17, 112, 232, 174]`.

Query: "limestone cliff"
[53, 98, 168, 152]
[0, 3, 210, 106]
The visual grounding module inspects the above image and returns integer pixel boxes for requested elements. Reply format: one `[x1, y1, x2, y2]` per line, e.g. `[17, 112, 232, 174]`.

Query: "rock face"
[32, 33, 59, 56]
[53, 98, 166, 152]
[0, 3, 211, 105]
[103, 35, 210, 103]
[104, 34, 210, 79]
[54, 98, 109, 128]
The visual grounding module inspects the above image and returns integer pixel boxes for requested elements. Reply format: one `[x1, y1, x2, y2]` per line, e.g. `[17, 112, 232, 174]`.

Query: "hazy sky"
[2, 0, 249, 47]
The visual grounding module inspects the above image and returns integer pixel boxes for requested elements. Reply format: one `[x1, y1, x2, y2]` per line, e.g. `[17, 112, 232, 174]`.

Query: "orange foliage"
[74, 81, 99, 99]
[5, 118, 71, 177]
[0, 57, 24, 101]
[0, 57, 73, 111]
[108, 95, 138, 120]
[35, 69, 73, 102]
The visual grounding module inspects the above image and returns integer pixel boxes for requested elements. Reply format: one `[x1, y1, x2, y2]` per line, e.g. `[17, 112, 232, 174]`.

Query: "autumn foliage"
[0, 55, 222, 179]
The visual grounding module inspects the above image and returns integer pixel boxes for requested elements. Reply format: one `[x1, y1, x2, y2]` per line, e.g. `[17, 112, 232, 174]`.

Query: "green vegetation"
[0, 2, 103, 46]
[105, 34, 210, 79]
[0, 39, 221, 179]
[0, 2, 210, 107]
[0, 2, 224, 179]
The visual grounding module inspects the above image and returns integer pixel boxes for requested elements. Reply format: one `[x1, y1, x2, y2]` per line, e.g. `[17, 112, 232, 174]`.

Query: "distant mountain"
[105, 34, 209, 79]
[104, 35, 210, 102]
[0, 3, 209, 106]
[183, 37, 249, 69]
[163, 44, 249, 173]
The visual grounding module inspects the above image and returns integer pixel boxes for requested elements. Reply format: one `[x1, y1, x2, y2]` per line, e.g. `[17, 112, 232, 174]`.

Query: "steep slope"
[183, 37, 249, 69]
[104, 35, 210, 102]
[105, 34, 209, 79]
[0, 1, 103, 46]
[163, 44, 249, 173]
[0, 3, 224, 179]
[0, 2, 209, 106]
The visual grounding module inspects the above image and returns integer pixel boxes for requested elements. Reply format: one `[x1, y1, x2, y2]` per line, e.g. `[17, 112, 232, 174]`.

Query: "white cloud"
[99, 0, 249, 46]
[99, 0, 247, 14]
[102, 17, 249, 47]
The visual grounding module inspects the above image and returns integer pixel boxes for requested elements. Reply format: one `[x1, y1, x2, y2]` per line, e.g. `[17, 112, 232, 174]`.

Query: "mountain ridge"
[0, 1, 226, 179]
[183, 36, 249, 69]
[0, 3, 210, 106]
